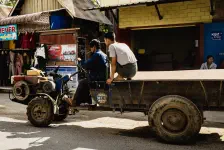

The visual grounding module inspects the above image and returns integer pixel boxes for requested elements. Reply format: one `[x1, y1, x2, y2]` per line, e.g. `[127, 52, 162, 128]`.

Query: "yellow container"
[27, 70, 41, 76]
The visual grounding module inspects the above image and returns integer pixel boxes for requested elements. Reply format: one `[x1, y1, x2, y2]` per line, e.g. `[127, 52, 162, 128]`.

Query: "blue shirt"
[81, 50, 109, 81]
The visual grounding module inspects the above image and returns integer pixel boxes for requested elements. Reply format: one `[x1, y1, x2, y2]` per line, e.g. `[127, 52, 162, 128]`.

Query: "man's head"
[207, 55, 214, 64]
[90, 39, 101, 53]
[104, 32, 116, 47]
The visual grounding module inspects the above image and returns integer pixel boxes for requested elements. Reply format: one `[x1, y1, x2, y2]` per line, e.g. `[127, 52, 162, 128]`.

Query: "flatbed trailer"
[89, 69, 224, 143]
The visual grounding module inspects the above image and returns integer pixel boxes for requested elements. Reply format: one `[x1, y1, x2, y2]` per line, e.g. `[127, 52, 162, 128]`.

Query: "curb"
[0, 87, 13, 93]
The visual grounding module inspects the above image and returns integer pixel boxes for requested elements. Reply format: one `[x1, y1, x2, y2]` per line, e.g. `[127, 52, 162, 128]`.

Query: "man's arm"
[110, 57, 117, 80]
[82, 54, 97, 70]
[107, 45, 116, 84]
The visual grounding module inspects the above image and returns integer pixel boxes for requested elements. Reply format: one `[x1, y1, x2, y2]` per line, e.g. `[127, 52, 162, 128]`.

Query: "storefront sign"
[48, 44, 76, 61]
[211, 32, 223, 40]
[0, 24, 18, 41]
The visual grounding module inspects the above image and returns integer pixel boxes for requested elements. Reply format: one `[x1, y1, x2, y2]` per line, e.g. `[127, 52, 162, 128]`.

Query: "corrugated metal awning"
[85, 0, 192, 11]
[57, 0, 112, 25]
[0, 8, 65, 26]
[0, 5, 12, 19]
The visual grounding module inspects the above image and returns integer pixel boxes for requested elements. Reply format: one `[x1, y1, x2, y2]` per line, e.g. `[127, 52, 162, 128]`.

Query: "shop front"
[0, 24, 39, 87]
[0, 0, 112, 90]
[0, 9, 64, 87]
[38, 28, 80, 90]
[90, 0, 214, 71]
[131, 25, 200, 71]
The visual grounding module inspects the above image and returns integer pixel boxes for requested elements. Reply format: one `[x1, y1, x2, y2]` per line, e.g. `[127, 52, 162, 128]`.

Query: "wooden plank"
[129, 70, 224, 81]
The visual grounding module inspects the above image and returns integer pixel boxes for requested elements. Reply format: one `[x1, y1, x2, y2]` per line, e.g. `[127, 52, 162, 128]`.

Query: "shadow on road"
[0, 117, 224, 150]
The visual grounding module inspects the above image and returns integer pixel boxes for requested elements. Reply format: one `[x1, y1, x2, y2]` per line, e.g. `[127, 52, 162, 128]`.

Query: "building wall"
[204, 23, 224, 67]
[119, 0, 212, 28]
[20, 0, 62, 15]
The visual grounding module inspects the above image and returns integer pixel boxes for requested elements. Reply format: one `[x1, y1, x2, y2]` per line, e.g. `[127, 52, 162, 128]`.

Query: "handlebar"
[54, 65, 60, 73]
[76, 63, 87, 74]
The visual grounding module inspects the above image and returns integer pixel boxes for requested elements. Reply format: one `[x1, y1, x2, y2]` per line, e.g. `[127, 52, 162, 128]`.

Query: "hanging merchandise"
[0, 41, 3, 49]
[34, 44, 47, 71]
[30, 31, 37, 49]
[15, 33, 22, 49]
[0, 51, 9, 86]
[23, 52, 31, 73]
[9, 40, 16, 50]
[36, 45, 46, 59]
[14, 53, 24, 75]
[3, 41, 9, 49]
[9, 51, 15, 78]
[21, 32, 30, 49]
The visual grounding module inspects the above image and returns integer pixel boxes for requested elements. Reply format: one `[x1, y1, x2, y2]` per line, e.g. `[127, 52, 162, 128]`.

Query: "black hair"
[89, 39, 101, 49]
[207, 55, 214, 60]
[104, 32, 115, 41]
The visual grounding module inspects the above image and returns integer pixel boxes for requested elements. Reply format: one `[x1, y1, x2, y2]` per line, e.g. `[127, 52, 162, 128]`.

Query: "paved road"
[0, 94, 224, 150]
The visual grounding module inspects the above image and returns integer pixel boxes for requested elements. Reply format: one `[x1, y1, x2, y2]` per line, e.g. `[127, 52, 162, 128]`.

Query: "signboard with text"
[0, 24, 18, 41]
[211, 32, 223, 40]
[48, 44, 77, 62]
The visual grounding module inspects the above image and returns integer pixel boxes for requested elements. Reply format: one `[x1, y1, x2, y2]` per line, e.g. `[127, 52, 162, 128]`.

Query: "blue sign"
[211, 32, 223, 40]
[0, 24, 18, 41]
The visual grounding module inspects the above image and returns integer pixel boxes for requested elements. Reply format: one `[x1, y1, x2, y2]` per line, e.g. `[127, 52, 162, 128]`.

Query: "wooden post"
[199, 24, 204, 66]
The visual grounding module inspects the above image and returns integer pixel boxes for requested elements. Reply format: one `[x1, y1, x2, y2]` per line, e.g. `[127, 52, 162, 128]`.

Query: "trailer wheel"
[27, 97, 54, 127]
[148, 95, 202, 144]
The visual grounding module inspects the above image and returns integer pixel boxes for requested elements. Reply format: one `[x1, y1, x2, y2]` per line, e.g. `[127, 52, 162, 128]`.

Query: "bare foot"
[64, 98, 73, 106]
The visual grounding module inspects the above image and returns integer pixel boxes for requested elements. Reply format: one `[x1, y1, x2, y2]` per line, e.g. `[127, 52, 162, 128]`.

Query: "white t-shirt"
[109, 42, 137, 66]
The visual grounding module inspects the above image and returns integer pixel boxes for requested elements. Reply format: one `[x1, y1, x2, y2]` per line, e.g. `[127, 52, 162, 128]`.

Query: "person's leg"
[64, 78, 88, 106]
[72, 78, 89, 106]
[119, 62, 138, 79]
[115, 62, 125, 81]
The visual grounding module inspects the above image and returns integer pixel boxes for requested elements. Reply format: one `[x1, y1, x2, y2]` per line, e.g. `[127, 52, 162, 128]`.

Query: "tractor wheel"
[148, 95, 202, 144]
[12, 81, 30, 102]
[27, 97, 54, 127]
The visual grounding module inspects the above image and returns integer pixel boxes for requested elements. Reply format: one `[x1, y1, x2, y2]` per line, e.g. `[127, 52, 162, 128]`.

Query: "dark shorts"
[116, 62, 138, 78]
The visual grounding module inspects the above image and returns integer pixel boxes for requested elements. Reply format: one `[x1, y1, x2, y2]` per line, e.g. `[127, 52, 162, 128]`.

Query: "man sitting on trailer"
[200, 55, 217, 70]
[64, 39, 109, 107]
[104, 32, 138, 84]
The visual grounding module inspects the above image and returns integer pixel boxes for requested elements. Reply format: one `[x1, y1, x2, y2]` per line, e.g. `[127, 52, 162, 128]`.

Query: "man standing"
[104, 32, 138, 84]
[65, 39, 109, 106]
[200, 55, 217, 69]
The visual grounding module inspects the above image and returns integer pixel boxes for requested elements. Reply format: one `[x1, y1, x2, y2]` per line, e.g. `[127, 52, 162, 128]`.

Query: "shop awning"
[57, 0, 112, 25]
[0, 5, 12, 19]
[84, 0, 192, 11]
[0, 8, 65, 26]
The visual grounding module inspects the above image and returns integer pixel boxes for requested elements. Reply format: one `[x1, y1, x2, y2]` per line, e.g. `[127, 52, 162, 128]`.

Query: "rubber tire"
[12, 81, 30, 102]
[27, 97, 54, 127]
[148, 95, 202, 144]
